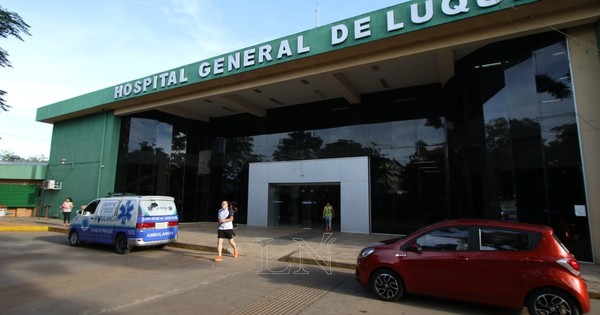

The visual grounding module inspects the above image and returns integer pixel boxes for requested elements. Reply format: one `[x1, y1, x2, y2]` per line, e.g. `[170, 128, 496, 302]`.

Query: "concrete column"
[567, 24, 600, 263]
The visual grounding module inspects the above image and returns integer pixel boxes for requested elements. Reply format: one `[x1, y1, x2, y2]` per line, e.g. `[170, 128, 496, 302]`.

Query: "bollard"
[44, 204, 51, 218]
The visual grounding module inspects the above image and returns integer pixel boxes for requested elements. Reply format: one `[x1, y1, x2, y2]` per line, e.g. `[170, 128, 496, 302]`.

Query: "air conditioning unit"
[43, 180, 62, 190]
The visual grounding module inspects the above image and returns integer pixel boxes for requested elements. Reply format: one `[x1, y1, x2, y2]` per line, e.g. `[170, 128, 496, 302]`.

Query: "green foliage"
[0, 150, 48, 162]
[0, 5, 31, 111]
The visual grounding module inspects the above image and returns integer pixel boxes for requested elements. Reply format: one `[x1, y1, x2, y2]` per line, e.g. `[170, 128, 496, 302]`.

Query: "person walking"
[215, 200, 239, 262]
[231, 201, 239, 230]
[60, 197, 74, 226]
[322, 202, 335, 231]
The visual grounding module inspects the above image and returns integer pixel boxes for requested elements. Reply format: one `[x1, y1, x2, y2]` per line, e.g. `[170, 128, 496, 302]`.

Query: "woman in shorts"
[215, 200, 239, 262]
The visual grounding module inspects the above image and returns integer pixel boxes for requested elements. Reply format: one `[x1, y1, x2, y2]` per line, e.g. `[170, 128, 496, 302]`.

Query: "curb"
[278, 252, 356, 270]
[50, 227, 67, 233]
[0, 226, 49, 232]
[167, 242, 219, 254]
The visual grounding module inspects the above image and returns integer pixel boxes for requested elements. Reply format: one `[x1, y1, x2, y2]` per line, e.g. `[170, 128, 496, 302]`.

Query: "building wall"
[568, 24, 600, 263]
[43, 111, 121, 216]
[0, 163, 47, 216]
[35, 2, 600, 263]
[0, 181, 41, 217]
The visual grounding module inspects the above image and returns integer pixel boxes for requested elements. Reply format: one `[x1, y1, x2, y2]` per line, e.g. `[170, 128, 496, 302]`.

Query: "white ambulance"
[67, 195, 179, 254]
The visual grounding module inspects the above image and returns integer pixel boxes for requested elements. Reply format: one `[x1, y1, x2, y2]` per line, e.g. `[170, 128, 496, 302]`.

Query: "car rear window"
[139, 199, 177, 216]
[479, 228, 540, 251]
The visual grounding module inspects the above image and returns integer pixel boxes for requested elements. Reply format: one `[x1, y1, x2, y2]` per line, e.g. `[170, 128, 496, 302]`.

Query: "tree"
[0, 150, 48, 162]
[272, 131, 323, 161]
[0, 6, 31, 111]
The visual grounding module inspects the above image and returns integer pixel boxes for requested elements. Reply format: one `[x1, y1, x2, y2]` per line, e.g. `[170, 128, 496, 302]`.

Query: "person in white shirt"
[60, 197, 74, 226]
[215, 200, 239, 262]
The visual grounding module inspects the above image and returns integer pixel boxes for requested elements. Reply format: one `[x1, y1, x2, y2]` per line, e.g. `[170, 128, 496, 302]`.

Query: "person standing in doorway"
[60, 197, 74, 226]
[215, 200, 239, 262]
[322, 202, 335, 231]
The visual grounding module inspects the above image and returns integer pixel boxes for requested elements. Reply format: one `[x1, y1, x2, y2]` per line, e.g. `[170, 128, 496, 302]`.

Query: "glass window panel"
[392, 120, 417, 148]
[416, 117, 446, 146]
[535, 43, 575, 123]
[369, 122, 393, 149]
[156, 122, 173, 156]
[129, 118, 158, 153]
[311, 129, 330, 146]
[250, 135, 267, 160]
[391, 146, 415, 167]
[505, 58, 539, 123]
[541, 116, 578, 168]
[265, 133, 287, 161]
[318, 127, 353, 158]
[349, 124, 369, 148]
[481, 70, 516, 220]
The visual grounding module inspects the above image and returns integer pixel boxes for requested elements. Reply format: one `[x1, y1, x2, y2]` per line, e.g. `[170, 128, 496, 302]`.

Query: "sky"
[0, 0, 408, 159]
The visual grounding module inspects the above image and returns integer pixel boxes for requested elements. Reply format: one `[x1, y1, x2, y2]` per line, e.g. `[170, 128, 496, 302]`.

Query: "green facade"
[42, 111, 121, 217]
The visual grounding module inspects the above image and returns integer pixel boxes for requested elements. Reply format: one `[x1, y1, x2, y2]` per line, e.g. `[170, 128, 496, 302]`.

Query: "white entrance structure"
[247, 156, 370, 234]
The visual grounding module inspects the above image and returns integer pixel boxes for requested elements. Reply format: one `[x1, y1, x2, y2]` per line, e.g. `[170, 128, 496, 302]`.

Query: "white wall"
[247, 156, 370, 233]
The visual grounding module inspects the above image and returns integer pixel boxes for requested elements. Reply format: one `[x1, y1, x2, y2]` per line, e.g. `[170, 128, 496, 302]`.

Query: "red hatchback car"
[355, 219, 591, 314]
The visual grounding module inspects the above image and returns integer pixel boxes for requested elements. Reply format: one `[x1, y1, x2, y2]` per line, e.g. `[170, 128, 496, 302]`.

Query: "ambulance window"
[97, 200, 120, 216]
[84, 200, 100, 214]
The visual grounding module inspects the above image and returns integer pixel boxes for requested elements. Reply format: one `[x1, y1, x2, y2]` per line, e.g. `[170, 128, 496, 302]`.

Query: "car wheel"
[526, 288, 580, 315]
[114, 234, 131, 254]
[370, 268, 404, 301]
[68, 230, 80, 246]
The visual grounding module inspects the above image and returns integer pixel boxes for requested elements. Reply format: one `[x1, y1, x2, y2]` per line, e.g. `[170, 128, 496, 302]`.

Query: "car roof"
[430, 218, 552, 233]
[94, 195, 175, 201]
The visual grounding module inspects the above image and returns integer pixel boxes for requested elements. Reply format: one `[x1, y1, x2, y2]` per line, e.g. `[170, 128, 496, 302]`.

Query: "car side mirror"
[76, 210, 83, 215]
[409, 243, 423, 254]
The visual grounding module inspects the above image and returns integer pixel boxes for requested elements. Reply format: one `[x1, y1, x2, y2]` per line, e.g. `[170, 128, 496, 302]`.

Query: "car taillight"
[136, 222, 155, 229]
[556, 258, 581, 276]
[136, 221, 177, 229]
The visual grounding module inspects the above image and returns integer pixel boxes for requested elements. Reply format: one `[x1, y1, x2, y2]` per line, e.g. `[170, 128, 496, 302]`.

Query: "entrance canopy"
[36, 0, 597, 125]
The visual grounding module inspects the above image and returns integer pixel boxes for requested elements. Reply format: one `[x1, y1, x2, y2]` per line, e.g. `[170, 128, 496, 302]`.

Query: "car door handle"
[456, 256, 470, 261]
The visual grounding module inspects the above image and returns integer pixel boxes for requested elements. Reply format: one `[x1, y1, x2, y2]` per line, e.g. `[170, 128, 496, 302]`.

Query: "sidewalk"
[1, 216, 599, 299]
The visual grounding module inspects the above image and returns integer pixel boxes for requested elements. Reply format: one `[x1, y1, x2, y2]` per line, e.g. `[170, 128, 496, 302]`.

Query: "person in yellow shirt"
[322, 202, 335, 231]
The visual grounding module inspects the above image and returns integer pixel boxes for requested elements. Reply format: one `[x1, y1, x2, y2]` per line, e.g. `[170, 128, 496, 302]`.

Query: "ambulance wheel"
[68, 230, 80, 246]
[115, 234, 131, 254]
